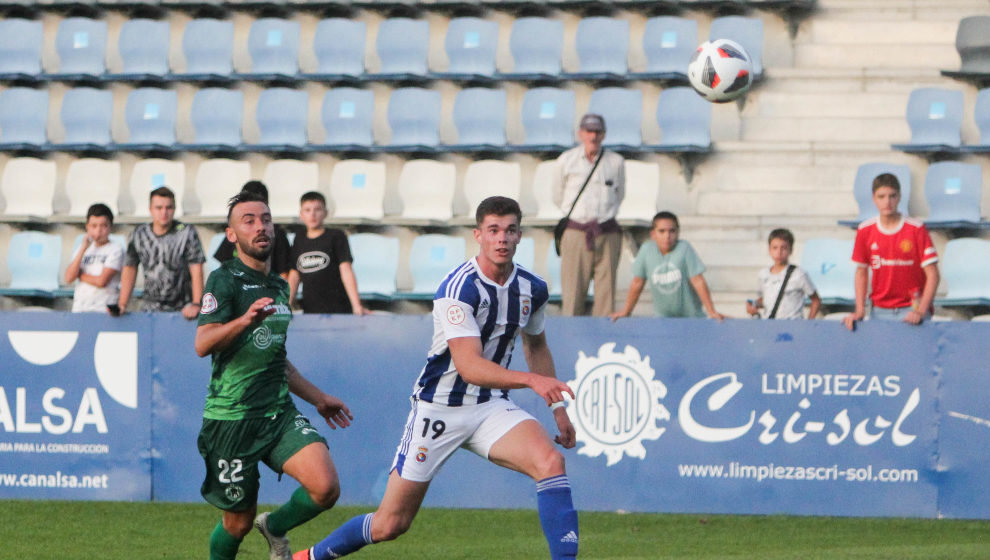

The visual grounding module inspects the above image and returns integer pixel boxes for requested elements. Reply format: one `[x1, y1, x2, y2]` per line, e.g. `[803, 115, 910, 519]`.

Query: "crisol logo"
[566, 343, 669, 466]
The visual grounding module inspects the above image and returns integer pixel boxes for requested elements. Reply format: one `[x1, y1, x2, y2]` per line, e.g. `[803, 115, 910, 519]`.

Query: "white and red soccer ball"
[687, 39, 754, 103]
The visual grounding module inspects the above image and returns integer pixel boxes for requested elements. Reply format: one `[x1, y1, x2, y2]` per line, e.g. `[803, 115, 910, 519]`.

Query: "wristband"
[550, 401, 565, 411]
[190, 302, 201, 307]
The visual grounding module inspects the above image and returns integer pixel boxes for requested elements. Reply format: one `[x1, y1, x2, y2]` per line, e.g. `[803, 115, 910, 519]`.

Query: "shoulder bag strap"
[563, 148, 606, 221]
[768, 265, 796, 319]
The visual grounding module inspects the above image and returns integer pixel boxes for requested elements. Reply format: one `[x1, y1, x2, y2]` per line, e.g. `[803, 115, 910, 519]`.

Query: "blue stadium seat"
[587, 87, 642, 150]
[348, 233, 400, 300]
[499, 17, 564, 82]
[435, 17, 498, 82]
[1, 158, 56, 220]
[328, 159, 386, 221]
[514, 237, 535, 271]
[800, 238, 856, 306]
[923, 161, 986, 228]
[118, 88, 177, 152]
[385, 87, 441, 152]
[53, 87, 113, 152]
[179, 88, 243, 152]
[838, 162, 912, 227]
[563, 17, 629, 81]
[316, 87, 375, 151]
[0, 19, 43, 82]
[370, 18, 429, 81]
[106, 19, 171, 83]
[963, 88, 990, 152]
[247, 88, 309, 153]
[1, 231, 62, 297]
[891, 88, 964, 154]
[0, 88, 49, 151]
[447, 88, 507, 152]
[177, 19, 235, 83]
[941, 16, 990, 83]
[406, 234, 467, 298]
[546, 243, 562, 299]
[48, 17, 107, 82]
[239, 18, 301, 83]
[936, 238, 990, 307]
[205, 232, 226, 276]
[515, 87, 575, 152]
[708, 16, 764, 78]
[631, 17, 696, 82]
[650, 86, 711, 152]
[303, 18, 366, 82]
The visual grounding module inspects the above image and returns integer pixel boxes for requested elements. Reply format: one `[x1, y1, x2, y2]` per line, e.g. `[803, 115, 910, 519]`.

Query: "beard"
[238, 238, 273, 262]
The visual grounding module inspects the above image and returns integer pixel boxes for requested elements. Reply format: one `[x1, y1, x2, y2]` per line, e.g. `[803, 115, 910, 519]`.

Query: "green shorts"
[197, 406, 327, 512]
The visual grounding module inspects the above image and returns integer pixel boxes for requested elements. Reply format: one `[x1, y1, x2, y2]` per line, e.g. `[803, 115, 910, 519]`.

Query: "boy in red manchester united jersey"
[843, 173, 940, 331]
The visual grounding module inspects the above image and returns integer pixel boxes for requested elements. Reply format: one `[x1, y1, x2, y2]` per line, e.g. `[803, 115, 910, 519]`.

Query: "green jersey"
[198, 258, 293, 420]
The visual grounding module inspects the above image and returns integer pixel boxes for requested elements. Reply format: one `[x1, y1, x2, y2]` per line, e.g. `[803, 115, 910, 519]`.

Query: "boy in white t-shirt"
[746, 229, 820, 319]
[65, 203, 125, 313]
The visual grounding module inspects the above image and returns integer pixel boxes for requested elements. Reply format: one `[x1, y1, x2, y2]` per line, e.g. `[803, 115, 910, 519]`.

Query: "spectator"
[212, 180, 292, 278]
[287, 191, 367, 315]
[610, 211, 725, 321]
[552, 113, 626, 317]
[64, 203, 124, 314]
[843, 173, 939, 330]
[118, 186, 205, 319]
[746, 229, 821, 319]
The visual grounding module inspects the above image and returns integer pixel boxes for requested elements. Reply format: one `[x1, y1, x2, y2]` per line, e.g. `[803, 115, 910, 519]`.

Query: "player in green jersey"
[195, 190, 353, 560]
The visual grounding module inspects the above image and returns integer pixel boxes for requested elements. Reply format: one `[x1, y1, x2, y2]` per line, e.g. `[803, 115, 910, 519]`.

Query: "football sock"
[267, 486, 328, 536]
[307, 513, 375, 560]
[209, 520, 242, 560]
[536, 475, 579, 560]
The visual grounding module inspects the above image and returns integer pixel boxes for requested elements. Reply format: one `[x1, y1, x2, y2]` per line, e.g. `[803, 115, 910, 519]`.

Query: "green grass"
[1, 500, 988, 559]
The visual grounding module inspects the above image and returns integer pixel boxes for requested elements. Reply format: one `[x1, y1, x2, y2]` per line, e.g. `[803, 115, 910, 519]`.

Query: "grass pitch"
[1, 500, 988, 559]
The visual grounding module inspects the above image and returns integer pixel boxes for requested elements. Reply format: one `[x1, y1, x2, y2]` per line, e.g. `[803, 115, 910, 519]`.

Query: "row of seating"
[0, 85, 713, 154]
[941, 15, 990, 85]
[0, 0, 812, 9]
[0, 15, 764, 85]
[892, 87, 990, 155]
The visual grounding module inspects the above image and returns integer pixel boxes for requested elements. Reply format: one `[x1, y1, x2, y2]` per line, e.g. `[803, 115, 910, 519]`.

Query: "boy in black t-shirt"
[288, 192, 368, 315]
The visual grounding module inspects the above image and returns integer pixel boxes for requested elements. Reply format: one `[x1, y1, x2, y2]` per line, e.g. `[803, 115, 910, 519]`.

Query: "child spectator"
[610, 211, 724, 320]
[746, 228, 821, 319]
[64, 203, 124, 313]
[288, 192, 368, 315]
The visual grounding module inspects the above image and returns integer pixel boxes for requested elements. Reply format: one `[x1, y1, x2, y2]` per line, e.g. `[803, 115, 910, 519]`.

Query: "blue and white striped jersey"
[412, 257, 550, 406]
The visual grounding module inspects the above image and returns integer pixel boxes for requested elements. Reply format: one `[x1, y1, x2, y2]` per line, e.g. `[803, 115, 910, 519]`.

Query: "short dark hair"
[872, 173, 901, 194]
[226, 190, 269, 224]
[652, 211, 679, 229]
[149, 186, 175, 202]
[241, 180, 269, 203]
[300, 191, 326, 206]
[768, 228, 794, 247]
[86, 203, 114, 225]
[475, 196, 522, 227]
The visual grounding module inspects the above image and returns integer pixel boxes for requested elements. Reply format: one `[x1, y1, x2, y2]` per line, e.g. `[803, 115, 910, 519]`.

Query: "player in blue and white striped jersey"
[295, 197, 580, 560]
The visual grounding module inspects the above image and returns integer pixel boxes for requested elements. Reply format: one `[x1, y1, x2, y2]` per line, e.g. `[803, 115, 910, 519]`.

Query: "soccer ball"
[687, 39, 754, 103]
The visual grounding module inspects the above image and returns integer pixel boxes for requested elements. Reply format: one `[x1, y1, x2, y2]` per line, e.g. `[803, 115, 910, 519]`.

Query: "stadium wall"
[1, 312, 988, 519]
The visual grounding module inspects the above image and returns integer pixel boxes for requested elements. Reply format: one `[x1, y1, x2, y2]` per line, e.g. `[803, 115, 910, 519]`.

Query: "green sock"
[209, 521, 242, 560]
[266, 486, 327, 536]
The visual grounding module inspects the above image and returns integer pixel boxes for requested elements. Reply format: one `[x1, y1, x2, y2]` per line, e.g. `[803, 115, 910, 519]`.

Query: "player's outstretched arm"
[285, 360, 353, 430]
[449, 336, 574, 406]
[194, 297, 276, 357]
[522, 331, 576, 449]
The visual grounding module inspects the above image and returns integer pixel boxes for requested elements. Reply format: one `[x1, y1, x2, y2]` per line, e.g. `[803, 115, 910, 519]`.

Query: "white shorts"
[390, 397, 536, 483]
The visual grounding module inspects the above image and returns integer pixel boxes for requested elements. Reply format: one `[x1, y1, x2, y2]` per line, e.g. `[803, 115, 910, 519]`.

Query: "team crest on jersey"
[521, 297, 531, 317]
[900, 240, 913, 253]
[416, 447, 428, 463]
[446, 305, 466, 325]
[201, 293, 218, 314]
[565, 343, 670, 466]
[225, 484, 244, 503]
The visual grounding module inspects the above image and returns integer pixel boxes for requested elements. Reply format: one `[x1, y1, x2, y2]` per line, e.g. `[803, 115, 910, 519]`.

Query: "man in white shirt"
[551, 114, 626, 316]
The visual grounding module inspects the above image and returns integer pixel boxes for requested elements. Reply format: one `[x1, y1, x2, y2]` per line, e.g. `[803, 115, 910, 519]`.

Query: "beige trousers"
[559, 228, 622, 316]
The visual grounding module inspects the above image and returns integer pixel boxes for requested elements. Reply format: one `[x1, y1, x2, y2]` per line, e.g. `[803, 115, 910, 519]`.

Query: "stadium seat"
[531, 160, 564, 224]
[177, 19, 235, 83]
[0, 88, 49, 151]
[1, 231, 62, 297]
[407, 234, 467, 297]
[936, 238, 990, 307]
[435, 17, 499, 82]
[106, 19, 171, 83]
[891, 88, 964, 154]
[180, 88, 243, 152]
[385, 88, 441, 151]
[546, 243, 562, 298]
[53, 87, 113, 152]
[348, 232, 399, 299]
[708, 16, 764, 78]
[240, 18, 301, 82]
[118, 88, 178, 152]
[516, 87, 575, 152]
[941, 16, 990, 83]
[800, 238, 856, 306]
[515, 237, 535, 271]
[462, 160, 522, 217]
[587, 87, 642, 150]
[837, 162, 912, 227]
[1, 158, 55, 220]
[128, 159, 185, 219]
[923, 161, 986, 228]
[563, 17, 629, 81]
[49, 17, 107, 82]
[447, 88, 507, 152]
[651, 86, 712, 152]
[316, 87, 375, 151]
[205, 231, 226, 276]
[262, 159, 319, 219]
[193, 159, 251, 219]
[63, 158, 121, 219]
[0, 18, 43, 82]
[370, 18, 429, 81]
[394, 159, 456, 223]
[247, 88, 309, 153]
[499, 17, 564, 82]
[303, 18, 366, 82]
[616, 160, 658, 225]
[963, 88, 990, 152]
[631, 17, 696, 82]
[328, 159, 386, 222]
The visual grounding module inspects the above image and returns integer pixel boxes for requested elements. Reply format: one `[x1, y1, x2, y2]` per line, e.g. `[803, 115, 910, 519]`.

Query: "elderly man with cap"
[551, 113, 626, 317]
